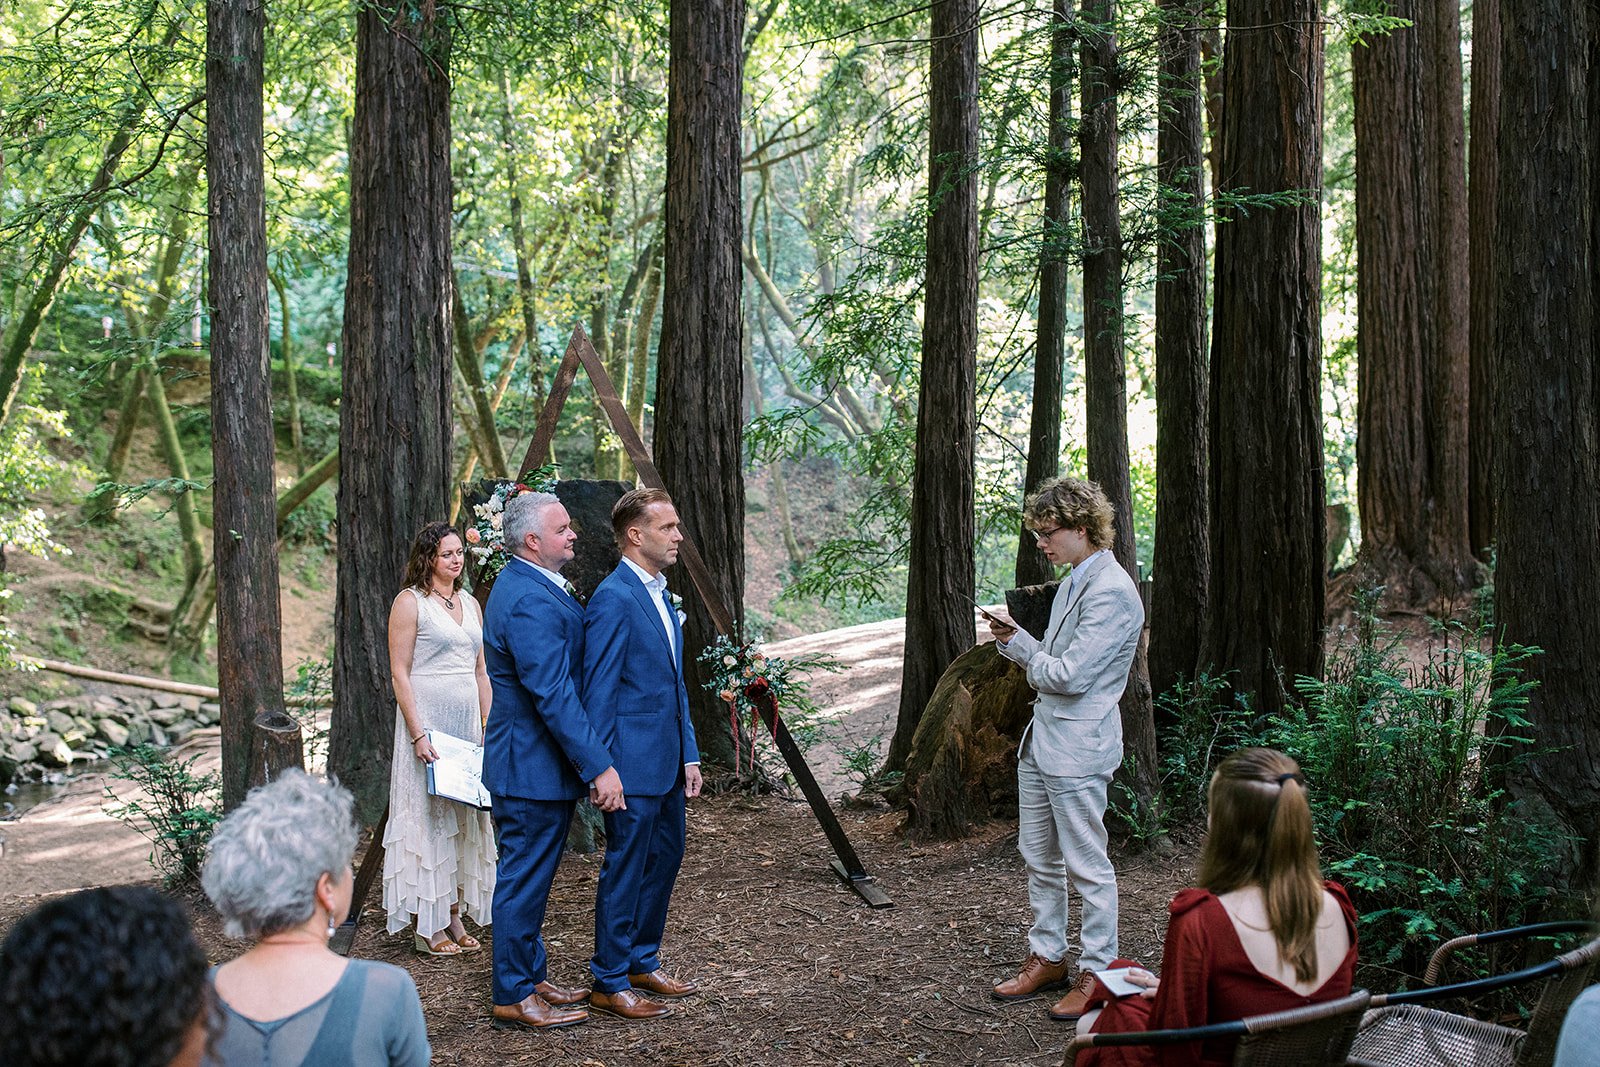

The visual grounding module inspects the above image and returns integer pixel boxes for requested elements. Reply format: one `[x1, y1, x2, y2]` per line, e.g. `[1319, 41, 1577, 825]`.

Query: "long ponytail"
[1198, 748, 1324, 984]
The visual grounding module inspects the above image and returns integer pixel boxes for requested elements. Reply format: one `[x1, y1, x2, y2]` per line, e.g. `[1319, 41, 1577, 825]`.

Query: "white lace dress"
[381, 588, 497, 936]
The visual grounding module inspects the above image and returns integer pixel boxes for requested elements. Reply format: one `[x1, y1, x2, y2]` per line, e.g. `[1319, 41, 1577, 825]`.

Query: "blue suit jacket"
[581, 562, 700, 797]
[482, 558, 612, 801]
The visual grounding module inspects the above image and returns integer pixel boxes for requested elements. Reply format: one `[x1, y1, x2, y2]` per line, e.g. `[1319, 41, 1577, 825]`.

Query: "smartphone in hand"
[969, 595, 1017, 633]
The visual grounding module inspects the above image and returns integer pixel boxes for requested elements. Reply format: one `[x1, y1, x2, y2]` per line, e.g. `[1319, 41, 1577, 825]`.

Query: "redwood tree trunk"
[1351, 0, 1477, 607]
[1079, 0, 1158, 814]
[208, 0, 287, 810]
[329, 3, 454, 821]
[1466, 0, 1500, 558]
[656, 0, 746, 768]
[1494, 0, 1600, 882]
[884, 0, 979, 774]
[1014, 0, 1074, 591]
[1202, 0, 1325, 711]
[1148, 0, 1210, 701]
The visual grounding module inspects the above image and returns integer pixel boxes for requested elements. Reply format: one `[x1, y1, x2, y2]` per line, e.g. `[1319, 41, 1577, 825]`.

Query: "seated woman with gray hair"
[201, 770, 430, 1066]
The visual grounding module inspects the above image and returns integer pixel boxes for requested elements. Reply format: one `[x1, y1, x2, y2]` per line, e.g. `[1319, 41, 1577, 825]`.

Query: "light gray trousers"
[1016, 741, 1119, 971]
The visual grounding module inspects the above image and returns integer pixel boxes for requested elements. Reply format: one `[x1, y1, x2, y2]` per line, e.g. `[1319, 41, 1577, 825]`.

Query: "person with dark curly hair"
[0, 885, 209, 1067]
[383, 520, 496, 955]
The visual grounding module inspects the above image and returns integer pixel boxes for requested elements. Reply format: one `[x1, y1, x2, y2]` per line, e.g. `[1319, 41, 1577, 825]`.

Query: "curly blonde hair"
[1022, 477, 1116, 549]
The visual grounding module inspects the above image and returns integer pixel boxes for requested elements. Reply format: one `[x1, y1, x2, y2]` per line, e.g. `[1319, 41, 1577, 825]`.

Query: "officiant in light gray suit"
[986, 476, 1144, 1024]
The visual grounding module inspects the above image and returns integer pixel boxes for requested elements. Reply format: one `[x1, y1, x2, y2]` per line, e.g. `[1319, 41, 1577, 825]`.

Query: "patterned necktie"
[561, 578, 579, 600]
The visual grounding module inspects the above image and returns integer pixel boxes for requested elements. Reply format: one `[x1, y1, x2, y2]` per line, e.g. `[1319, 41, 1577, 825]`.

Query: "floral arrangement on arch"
[466, 465, 559, 583]
[697, 634, 840, 775]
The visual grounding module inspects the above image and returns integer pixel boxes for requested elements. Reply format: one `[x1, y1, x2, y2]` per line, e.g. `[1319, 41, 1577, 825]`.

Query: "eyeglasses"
[1029, 526, 1063, 542]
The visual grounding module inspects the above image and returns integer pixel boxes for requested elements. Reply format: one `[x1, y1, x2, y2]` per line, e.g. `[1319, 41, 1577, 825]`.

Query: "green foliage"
[1282, 596, 1564, 980]
[1147, 594, 1563, 984]
[0, 389, 85, 665]
[102, 744, 222, 886]
[836, 731, 887, 788]
[698, 634, 843, 780]
[285, 657, 333, 768]
[280, 486, 336, 549]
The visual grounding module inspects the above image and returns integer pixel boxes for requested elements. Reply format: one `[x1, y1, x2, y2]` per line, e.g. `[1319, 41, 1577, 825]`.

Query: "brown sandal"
[414, 932, 461, 956]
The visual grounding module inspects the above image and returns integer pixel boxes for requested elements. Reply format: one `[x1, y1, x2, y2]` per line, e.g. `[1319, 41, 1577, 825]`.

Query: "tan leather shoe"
[629, 968, 699, 998]
[589, 988, 674, 1021]
[536, 980, 590, 1006]
[993, 953, 1071, 1000]
[491, 993, 589, 1031]
[1048, 971, 1099, 1021]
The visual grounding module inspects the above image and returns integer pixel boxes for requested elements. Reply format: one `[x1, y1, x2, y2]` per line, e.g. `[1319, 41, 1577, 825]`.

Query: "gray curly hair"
[201, 769, 358, 939]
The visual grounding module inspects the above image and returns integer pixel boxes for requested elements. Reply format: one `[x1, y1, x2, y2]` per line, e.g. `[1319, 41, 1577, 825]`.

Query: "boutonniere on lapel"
[667, 590, 686, 625]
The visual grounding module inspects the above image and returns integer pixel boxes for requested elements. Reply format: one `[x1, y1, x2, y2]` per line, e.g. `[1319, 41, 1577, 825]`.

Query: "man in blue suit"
[581, 487, 704, 1021]
[482, 490, 624, 1032]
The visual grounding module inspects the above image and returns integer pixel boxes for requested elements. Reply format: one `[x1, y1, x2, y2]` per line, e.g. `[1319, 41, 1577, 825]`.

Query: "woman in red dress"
[1077, 748, 1358, 1067]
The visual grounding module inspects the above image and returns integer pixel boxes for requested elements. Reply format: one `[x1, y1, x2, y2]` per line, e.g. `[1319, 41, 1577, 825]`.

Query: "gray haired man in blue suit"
[482, 491, 624, 1032]
[988, 477, 1144, 1023]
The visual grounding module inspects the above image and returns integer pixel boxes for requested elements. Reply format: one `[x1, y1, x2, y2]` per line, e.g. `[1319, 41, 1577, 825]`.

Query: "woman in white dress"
[383, 521, 497, 955]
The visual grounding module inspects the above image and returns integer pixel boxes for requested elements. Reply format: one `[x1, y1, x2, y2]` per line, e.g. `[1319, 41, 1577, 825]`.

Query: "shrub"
[1148, 592, 1565, 986]
[1279, 595, 1565, 983]
[102, 745, 222, 886]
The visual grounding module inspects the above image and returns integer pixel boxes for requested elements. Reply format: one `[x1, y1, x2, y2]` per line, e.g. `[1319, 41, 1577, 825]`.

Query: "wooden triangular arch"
[336, 327, 888, 953]
[524, 325, 890, 908]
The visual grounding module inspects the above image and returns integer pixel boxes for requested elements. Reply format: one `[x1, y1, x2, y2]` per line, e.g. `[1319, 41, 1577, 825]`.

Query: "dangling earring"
[326, 911, 338, 939]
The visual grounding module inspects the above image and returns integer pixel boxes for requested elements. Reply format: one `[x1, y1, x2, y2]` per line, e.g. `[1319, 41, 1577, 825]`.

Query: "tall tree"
[1079, 0, 1158, 811]
[1351, 0, 1477, 605]
[1202, 0, 1325, 711]
[208, 0, 288, 810]
[1147, 0, 1210, 700]
[1466, 0, 1500, 558]
[329, 1, 454, 821]
[0, 16, 186, 430]
[1014, 0, 1074, 591]
[1494, 0, 1600, 880]
[884, 0, 979, 774]
[655, 0, 745, 768]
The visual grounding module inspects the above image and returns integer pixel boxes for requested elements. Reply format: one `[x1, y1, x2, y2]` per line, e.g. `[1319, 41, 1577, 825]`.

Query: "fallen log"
[18, 656, 320, 707]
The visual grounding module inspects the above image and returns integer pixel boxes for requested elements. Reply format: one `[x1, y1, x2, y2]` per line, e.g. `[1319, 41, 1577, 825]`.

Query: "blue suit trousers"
[590, 782, 686, 991]
[490, 794, 575, 1005]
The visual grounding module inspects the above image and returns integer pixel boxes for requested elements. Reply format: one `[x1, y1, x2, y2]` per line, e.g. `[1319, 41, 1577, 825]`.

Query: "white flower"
[722, 654, 737, 667]
[490, 513, 502, 529]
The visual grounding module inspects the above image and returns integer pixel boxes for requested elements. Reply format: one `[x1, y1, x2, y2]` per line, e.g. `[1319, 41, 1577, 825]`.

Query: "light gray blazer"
[997, 550, 1145, 778]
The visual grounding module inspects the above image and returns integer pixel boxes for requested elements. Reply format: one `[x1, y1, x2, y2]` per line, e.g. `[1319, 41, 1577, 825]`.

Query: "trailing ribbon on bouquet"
[696, 635, 840, 778]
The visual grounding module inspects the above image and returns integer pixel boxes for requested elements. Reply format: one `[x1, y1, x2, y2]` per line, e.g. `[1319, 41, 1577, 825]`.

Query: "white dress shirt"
[511, 554, 577, 600]
[621, 556, 674, 657]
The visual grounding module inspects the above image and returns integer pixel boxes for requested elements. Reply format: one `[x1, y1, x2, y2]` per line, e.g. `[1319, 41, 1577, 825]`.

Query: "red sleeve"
[1147, 890, 1215, 1067]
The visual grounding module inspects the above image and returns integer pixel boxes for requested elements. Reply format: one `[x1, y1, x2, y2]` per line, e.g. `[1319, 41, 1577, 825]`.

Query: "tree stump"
[247, 711, 305, 791]
[899, 642, 1036, 840]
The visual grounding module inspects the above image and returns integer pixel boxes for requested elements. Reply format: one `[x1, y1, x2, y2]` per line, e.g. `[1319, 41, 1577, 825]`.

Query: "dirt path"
[1, 612, 1197, 1065]
[1, 612, 995, 901]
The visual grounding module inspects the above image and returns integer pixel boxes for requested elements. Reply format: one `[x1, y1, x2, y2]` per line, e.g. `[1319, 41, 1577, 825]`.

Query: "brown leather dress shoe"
[491, 993, 589, 1031]
[629, 968, 699, 998]
[993, 953, 1071, 1000]
[589, 988, 674, 1021]
[536, 980, 590, 1006]
[1047, 971, 1099, 1021]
